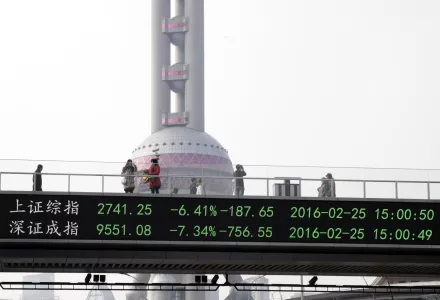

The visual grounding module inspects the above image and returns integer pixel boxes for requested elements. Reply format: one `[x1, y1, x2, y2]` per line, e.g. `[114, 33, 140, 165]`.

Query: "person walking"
[196, 178, 206, 195]
[317, 177, 326, 197]
[189, 178, 197, 194]
[234, 164, 247, 196]
[148, 158, 161, 194]
[326, 173, 336, 197]
[33, 164, 43, 192]
[121, 159, 137, 193]
[318, 173, 336, 197]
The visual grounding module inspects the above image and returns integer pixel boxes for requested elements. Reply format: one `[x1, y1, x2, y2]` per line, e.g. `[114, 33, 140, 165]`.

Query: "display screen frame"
[1, 191, 440, 251]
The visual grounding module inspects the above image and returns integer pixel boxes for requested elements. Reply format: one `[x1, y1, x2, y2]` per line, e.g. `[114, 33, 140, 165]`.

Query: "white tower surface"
[133, 0, 233, 195]
[184, 0, 205, 131]
[151, 0, 171, 133]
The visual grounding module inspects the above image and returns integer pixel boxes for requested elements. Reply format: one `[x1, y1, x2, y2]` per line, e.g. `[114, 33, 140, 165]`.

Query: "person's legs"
[155, 187, 160, 194]
[235, 186, 244, 196]
[128, 187, 135, 193]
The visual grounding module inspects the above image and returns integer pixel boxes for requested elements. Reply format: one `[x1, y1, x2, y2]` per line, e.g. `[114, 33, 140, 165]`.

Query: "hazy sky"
[1, 0, 440, 169]
[0, 0, 439, 299]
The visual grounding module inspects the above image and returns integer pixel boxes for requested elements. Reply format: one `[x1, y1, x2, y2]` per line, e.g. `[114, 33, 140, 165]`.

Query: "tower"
[132, 0, 233, 194]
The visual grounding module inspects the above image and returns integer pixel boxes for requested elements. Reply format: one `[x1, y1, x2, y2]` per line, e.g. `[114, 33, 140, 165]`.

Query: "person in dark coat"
[121, 159, 137, 193]
[234, 164, 247, 196]
[317, 177, 327, 197]
[189, 178, 197, 194]
[148, 158, 161, 194]
[326, 173, 336, 197]
[318, 173, 336, 197]
[33, 164, 43, 191]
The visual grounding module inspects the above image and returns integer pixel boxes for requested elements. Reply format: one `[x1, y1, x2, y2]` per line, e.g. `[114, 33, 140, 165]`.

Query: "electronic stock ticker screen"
[0, 193, 439, 248]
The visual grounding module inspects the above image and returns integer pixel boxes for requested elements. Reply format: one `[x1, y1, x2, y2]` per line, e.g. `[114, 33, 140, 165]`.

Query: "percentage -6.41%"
[171, 205, 218, 217]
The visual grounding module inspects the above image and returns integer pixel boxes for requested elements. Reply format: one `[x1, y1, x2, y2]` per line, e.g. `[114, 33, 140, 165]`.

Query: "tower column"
[151, 0, 171, 133]
[184, 0, 204, 132]
[174, 0, 185, 113]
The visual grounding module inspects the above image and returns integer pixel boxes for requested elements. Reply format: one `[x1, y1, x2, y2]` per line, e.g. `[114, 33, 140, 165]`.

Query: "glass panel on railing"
[69, 175, 103, 193]
[1, 173, 34, 191]
[364, 182, 396, 199]
[397, 182, 429, 200]
[333, 181, 364, 199]
[428, 182, 440, 200]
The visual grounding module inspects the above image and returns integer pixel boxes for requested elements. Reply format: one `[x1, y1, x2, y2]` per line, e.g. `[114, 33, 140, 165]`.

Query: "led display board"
[0, 193, 437, 247]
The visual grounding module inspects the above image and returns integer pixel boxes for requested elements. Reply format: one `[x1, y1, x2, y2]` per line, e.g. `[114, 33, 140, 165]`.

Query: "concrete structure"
[126, 274, 221, 300]
[129, 1, 234, 299]
[86, 286, 116, 300]
[285, 277, 440, 300]
[132, 0, 233, 194]
[21, 274, 55, 300]
[244, 277, 269, 300]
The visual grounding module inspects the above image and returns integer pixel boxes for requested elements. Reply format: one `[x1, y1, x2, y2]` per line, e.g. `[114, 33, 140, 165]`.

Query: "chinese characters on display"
[9, 199, 79, 237]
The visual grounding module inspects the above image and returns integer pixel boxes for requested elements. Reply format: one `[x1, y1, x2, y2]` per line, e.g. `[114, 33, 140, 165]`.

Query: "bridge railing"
[0, 171, 440, 200]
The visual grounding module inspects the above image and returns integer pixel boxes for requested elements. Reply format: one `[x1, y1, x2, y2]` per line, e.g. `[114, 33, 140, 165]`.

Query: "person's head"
[197, 178, 202, 184]
[151, 158, 158, 165]
[191, 177, 197, 183]
[126, 159, 133, 166]
[236, 164, 242, 170]
[326, 173, 333, 179]
[36, 164, 43, 172]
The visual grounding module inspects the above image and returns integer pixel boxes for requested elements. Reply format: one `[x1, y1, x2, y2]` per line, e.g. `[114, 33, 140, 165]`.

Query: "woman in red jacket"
[148, 158, 161, 194]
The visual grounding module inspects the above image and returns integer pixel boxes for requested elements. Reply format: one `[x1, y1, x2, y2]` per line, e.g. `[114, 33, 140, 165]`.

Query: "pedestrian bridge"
[1, 172, 440, 276]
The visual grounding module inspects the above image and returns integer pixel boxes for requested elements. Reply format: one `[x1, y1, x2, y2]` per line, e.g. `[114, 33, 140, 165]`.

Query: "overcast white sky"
[1, 0, 440, 299]
[1, 0, 440, 169]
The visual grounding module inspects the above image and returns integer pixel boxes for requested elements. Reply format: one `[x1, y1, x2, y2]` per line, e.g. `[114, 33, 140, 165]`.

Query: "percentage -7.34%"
[170, 225, 217, 237]
[171, 205, 218, 217]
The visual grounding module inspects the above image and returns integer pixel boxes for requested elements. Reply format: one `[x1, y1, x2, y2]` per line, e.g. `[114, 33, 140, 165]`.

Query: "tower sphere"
[132, 127, 233, 194]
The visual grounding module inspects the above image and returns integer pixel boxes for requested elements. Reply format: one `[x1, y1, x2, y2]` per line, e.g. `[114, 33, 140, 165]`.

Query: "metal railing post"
[331, 180, 335, 198]
[363, 181, 366, 198]
[298, 179, 302, 197]
[137, 174, 141, 194]
[168, 175, 172, 194]
[102, 175, 105, 193]
[427, 182, 431, 200]
[0, 173, 2, 191]
[68, 175, 71, 193]
[395, 181, 398, 199]
[266, 179, 270, 196]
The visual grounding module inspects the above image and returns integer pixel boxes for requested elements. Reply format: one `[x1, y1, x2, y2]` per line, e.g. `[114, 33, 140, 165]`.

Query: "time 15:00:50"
[375, 208, 435, 221]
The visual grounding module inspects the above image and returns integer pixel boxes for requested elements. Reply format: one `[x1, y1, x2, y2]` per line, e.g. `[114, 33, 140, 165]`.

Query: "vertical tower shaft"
[151, 0, 171, 133]
[184, 0, 205, 132]
[174, 0, 185, 113]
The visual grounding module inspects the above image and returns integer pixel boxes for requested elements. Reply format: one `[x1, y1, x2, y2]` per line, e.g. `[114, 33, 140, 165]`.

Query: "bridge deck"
[0, 190, 440, 276]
